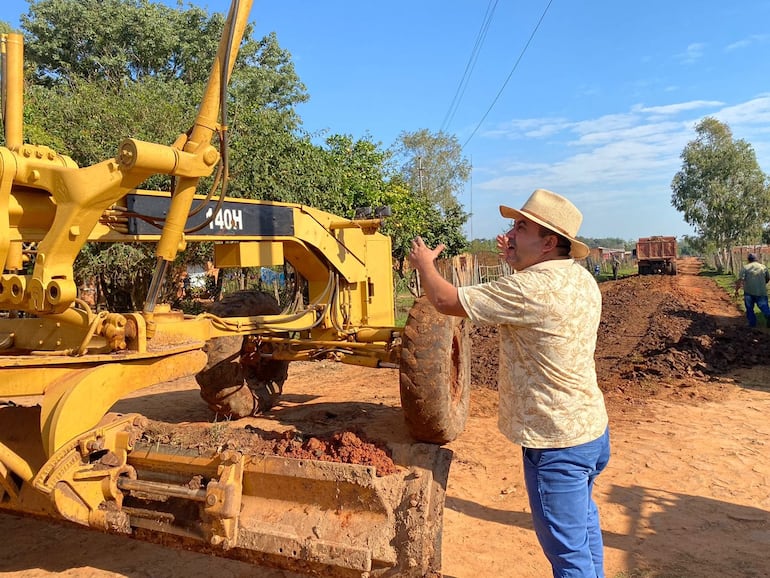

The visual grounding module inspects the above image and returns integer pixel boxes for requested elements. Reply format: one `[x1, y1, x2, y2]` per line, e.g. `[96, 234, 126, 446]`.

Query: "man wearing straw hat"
[409, 188, 610, 578]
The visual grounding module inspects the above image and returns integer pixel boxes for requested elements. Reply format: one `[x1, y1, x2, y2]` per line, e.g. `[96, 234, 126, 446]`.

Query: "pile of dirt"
[471, 269, 770, 407]
[141, 261, 764, 476]
[469, 324, 500, 389]
[141, 421, 398, 476]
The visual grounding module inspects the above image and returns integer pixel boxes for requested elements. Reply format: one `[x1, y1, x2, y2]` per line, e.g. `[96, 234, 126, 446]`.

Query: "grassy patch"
[395, 291, 415, 326]
[703, 270, 737, 295]
[595, 264, 637, 283]
[393, 274, 416, 326]
[701, 267, 761, 326]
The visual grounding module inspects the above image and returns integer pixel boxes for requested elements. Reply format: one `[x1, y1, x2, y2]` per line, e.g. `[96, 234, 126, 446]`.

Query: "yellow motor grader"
[0, 2, 471, 576]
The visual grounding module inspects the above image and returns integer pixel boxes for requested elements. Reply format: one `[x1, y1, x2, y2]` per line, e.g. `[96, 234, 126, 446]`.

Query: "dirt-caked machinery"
[635, 236, 678, 275]
[0, 2, 471, 576]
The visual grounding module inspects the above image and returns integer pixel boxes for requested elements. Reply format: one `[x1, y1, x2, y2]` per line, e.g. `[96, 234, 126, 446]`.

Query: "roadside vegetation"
[3, 1, 768, 313]
[1, 0, 469, 310]
[701, 266, 765, 328]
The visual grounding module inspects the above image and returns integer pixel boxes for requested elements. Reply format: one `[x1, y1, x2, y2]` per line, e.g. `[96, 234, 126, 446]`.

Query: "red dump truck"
[636, 236, 678, 275]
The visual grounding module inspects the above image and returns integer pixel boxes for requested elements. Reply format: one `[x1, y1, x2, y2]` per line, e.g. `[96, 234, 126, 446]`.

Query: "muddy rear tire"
[195, 290, 289, 418]
[399, 296, 471, 444]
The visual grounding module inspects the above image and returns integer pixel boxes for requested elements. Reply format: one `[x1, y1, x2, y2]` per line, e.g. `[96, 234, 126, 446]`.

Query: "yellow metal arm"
[0, 0, 254, 316]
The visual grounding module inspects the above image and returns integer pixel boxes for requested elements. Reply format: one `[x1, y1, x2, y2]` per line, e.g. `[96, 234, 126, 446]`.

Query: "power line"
[440, 0, 499, 133]
[462, 0, 554, 150]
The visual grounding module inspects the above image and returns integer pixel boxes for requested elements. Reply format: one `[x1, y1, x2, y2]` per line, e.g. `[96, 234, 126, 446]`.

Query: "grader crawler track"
[0, 1, 470, 575]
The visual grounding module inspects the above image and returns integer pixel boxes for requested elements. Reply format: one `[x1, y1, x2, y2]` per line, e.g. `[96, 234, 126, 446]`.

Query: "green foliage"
[465, 236, 633, 254]
[225, 31, 311, 202]
[229, 31, 308, 110]
[387, 129, 470, 272]
[316, 134, 391, 217]
[671, 117, 770, 250]
[13, 0, 472, 312]
[25, 76, 200, 168]
[16, 0, 310, 309]
[676, 235, 702, 256]
[75, 243, 156, 310]
[467, 238, 497, 253]
[382, 179, 468, 277]
[228, 112, 321, 201]
[392, 129, 471, 214]
[392, 274, 415, 327]
[578, 236, 633, 250]
[21, 0, 225, 85]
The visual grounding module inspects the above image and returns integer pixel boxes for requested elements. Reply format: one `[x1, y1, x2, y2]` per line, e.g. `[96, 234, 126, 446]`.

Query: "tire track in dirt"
[597, 275, 676, 363]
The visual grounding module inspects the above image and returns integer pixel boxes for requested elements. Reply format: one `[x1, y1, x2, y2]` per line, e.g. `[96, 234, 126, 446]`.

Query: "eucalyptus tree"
[393, 129, 471, 213]
[391, 129, 470, 256]
[671, 117, 770, 270]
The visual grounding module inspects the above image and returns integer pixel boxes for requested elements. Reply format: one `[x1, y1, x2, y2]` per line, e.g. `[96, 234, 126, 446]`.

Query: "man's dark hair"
[536, 224, 571, 256]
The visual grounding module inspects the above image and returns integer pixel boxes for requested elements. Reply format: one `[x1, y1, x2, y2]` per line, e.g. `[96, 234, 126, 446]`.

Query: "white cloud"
[482, 117, 571, 139]
[676, 42, 706, 65]
[466, 95, 770, 240]
[725, 34, 769, 52]
[636, 100, 724, 115]
[711, 95, 770, 127]
[469, 101, 752, 236]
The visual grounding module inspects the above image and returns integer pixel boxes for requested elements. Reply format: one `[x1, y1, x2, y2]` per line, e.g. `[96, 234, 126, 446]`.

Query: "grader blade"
[124, 441, 451, 577]
[0, 407, 452, 578]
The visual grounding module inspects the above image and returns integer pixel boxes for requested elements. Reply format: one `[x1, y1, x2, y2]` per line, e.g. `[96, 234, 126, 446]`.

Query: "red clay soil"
[141, 421, 399, 476]
[472, 258, 764, 409]
[4, 257, 770, 578]
[149, 258, 759, 481]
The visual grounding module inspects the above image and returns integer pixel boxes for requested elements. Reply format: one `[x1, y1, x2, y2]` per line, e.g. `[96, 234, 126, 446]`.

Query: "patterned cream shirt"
[457, 258, 607, 449]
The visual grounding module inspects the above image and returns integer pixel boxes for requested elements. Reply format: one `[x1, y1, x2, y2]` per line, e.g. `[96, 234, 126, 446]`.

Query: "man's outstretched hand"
[409, 236, 445, 272]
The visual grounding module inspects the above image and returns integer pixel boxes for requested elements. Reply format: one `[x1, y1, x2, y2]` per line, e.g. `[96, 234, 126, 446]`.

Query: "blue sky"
[3, 1, 770, 243]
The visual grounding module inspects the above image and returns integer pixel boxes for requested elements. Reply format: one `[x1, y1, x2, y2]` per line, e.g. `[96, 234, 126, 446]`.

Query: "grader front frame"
[0, 2, 471, 576]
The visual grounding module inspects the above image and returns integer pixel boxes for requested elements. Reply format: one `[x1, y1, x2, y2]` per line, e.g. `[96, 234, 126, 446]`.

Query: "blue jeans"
[523, 428, 611, 578]
[744, 294, 770, 327]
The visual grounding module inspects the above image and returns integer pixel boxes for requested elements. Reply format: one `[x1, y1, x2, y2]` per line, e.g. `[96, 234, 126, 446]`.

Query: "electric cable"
[440, 0, 499, 133]
[462, 0, 553, 149]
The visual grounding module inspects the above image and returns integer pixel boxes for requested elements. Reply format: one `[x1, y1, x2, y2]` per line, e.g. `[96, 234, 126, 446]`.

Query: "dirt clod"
[140, 421, 398, 476]
[472, 262, 758, 411]
[4, 257, 770, 578]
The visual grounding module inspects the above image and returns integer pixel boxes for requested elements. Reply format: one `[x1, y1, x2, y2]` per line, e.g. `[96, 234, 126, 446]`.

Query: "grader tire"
[195, 290, 289, 418]
[399, 296, 471, 444]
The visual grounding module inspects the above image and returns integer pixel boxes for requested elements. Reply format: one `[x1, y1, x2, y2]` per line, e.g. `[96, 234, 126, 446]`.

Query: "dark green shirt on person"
[740, 259, 770, 297]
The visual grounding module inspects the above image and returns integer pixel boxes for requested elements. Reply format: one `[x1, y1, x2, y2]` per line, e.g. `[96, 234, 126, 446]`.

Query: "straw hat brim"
[500, 205, 590, 260]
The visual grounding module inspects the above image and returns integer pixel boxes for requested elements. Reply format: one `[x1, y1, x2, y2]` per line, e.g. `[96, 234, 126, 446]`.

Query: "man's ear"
[543, 234, 559, 252]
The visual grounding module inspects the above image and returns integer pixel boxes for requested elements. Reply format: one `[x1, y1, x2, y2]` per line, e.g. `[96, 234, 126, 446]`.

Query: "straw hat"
[499, 189, 590, 259]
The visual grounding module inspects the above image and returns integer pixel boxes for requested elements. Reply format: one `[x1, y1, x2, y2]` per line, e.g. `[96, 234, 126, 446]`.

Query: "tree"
[467, 238, 497, 253]
[671, 117, 770, 269]
[21, 0, 225, 85]
[20, 1, 308, 169]
[676, 236, 702, 257]
[11, 0, 473, 305]
[578, 237, 633, 250]
[391, 129, 470, 258]
[319, 134, 393, 217]
[16, 0, 311, 306]
[393, 129, 471, 213]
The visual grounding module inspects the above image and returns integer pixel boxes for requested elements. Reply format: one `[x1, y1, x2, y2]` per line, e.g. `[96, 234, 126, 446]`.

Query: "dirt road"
[1, 258, 769, 577]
